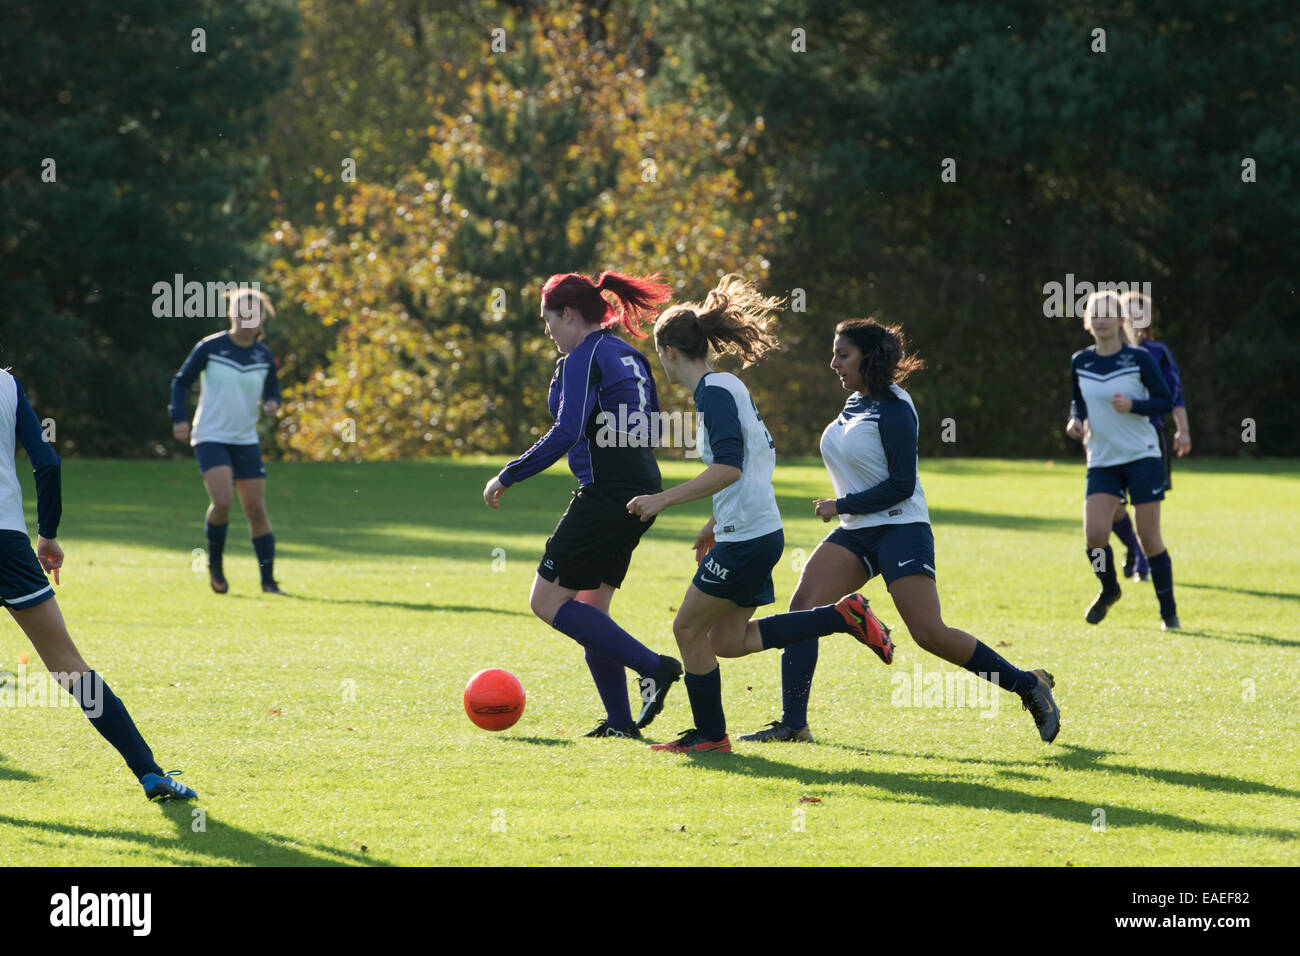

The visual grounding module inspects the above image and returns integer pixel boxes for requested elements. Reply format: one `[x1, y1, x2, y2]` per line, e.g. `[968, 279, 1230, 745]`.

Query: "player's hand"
[36, 536, 62, 585]
[172, 421, 190, 443]
[693, 524, 716, 564]
[264, 400, 280, 415]
[627, 493, 666, 522]
[1066, 417, 1086, 440]
[483, 476, 506, 509]
[1174, 431, 1191, 457]
[813, 498, 839, 522]
[1111, 393, 1134, 414]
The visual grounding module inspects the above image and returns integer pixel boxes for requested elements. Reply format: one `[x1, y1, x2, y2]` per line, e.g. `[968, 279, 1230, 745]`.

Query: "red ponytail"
[541, 270, 670, 338]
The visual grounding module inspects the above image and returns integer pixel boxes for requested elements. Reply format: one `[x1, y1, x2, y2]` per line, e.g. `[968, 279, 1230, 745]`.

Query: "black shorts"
[826, 522, 936, 585]
[538, 485, 657, 591]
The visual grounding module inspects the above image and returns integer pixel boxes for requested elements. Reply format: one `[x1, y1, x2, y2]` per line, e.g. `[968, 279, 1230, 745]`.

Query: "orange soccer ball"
[463, 669, 526, 731]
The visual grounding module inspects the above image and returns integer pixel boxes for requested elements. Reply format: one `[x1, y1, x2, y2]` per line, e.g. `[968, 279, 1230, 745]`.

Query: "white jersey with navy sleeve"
[169, 332, 281, 446]
[694, 371, 782, 543]
[0, 368, 62, 539]
[1070, 345, 1172, 468]
[820, 384, 929, 529]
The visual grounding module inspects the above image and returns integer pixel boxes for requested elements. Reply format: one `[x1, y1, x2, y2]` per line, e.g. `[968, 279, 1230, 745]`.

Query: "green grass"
[0, 456, 1297, 866]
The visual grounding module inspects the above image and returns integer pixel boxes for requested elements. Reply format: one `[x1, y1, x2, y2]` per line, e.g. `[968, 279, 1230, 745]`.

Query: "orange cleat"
[834, 593, 894, 664]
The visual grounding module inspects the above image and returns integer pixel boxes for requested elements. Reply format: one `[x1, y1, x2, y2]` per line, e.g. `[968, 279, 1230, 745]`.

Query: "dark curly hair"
[834, 318, 925, 397]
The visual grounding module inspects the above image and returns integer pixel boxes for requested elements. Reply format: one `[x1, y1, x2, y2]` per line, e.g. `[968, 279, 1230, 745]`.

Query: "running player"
[728, 318, 1060, 746]
[1108, 290, 1191, 582]
[1067, 291, 1179, 628]
[170, 289, 283, 594]
[482, 271, 683, 739]
[1, 367, 196, 801]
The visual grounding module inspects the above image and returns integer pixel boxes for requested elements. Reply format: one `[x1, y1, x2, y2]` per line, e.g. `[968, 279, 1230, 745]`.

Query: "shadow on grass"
[0, 756, 40, 783]
[1182, 582, 1300, 603]
[0, 802, 389, 866]
[1175, 627, 1300, 650]
[504, 735, 574, 746]
[928, 507, 1077, 534]
[669, 748, 1299, 842]
[228, 592, 532, 617]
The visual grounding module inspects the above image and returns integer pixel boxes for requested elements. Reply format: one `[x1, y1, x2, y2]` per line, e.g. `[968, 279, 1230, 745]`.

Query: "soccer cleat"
[1020, 669, 1060, 743]
[738, 720, 814, 743]
[636, 655, 683, 729]
[1122, 549, 1135, 580]
[141, 769, 197, 802]
[261, 580, 286, 595]
[1085, 586, 1121, 624]
[582, 720, 642, 739]
[209, 567, 228, 594]
[1161, 615, 1181, 630]
[834, 593, 894, 664]
[648, 728, 732, 754]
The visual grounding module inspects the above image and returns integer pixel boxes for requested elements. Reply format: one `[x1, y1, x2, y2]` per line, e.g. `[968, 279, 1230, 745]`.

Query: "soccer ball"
[463, 668, 526, 731]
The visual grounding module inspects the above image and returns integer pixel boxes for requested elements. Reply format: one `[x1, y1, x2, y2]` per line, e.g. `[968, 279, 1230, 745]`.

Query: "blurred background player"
[170, 288, 283, 594]
[1108, 290, 1192, 582]
[482, 271, 682, 739]
[1067, 291, 1179, 628]
[733, 319, 1059, 745]
[0, 366, 195, 800]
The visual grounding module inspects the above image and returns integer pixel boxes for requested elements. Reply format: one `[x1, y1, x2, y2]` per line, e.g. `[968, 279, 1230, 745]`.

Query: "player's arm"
[816, 399, 917, 521]
[1066, 358, 1087, 440]
[485, 359, 588, 507]
[169, 340, 209, 442]
[261, 347, 282, 414]
[1161, 346, 1191, 454]
[628, 384, 742, 521]
[1125, 350, 1173, 417]
[14, 379, 63, 582]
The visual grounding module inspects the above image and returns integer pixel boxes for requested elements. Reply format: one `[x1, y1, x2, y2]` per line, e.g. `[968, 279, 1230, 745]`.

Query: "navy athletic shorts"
[1087, 455, 1166, 505]
[693, 529, 785, 609]
[539, 484, 659, 591]
[0, 530, 55, 609]
[825, 522, 936, 585]
[194, 442, 267, 480]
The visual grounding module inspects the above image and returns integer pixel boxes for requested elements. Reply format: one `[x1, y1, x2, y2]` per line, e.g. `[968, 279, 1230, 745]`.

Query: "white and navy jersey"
[1070, 345, 1172, 468]
[0, 369, 62, 538]
[694, 371, 782, 543]
[821, 384, 930, 529]
[169, 332, 281, 446]
[498, 328, 660, 495]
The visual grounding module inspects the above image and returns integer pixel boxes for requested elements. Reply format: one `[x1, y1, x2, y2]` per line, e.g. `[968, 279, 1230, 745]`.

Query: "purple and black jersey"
[498, 328, 661, 494]
[1138, 339, 1185, 430]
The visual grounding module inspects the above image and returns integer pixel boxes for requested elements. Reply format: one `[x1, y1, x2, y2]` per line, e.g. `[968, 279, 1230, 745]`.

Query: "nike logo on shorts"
[898, 559, 916, 567]
[701, 575, 722, 585]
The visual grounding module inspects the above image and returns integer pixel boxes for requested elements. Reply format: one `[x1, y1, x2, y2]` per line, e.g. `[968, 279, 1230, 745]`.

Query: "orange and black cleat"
[834, 593, 894, 664]
[648, 729, 732, 754]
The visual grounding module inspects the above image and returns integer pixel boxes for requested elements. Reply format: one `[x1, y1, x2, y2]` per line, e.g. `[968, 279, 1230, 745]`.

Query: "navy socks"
[1111, 514, 1140, 556]
[1089, 544, 1119, 594]
[584, 647, 633, 727]
[206, 519, 227, 574]
[758, 605, 846, 649]
[551, 600, 660, 676]
[72, 671, 162, 779]
[963, 641, 1038, 696]
[252, 532, 275, 585]
[684, 666, 726, 741]
[1148, 550, 1177, 618]
[780, 640, 818, 729]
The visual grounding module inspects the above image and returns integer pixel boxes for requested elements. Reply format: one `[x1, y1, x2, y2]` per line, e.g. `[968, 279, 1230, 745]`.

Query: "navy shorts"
[1087, 455, 1165, 504]
[693, 529, 784, 608]
[539, 485, 658, 591]
[0, 531, 55, 609]
[194, 442, 266, 480]
[825, 522, 936, 585]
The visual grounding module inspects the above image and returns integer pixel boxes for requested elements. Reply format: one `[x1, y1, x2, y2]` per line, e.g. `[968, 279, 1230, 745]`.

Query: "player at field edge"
[1067, 290, 1179, 628]
[0, 366, 196, 800]
[482, 271, 683, 739]
[1107, 290, 1192, 583]
[169, 289, 283, 595]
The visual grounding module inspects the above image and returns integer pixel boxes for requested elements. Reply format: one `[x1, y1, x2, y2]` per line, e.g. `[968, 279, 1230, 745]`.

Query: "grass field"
[0, 456, 1296, 866]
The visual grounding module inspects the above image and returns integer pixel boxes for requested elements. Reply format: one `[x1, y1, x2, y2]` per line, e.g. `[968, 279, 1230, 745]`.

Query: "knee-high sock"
[963, 641, 1038, 696]
[684, 666, 725, 741]
[757, 605, 847, 649]
[551, 600, 660, 676]
[1147, 550, 1177, 617]
[252, 532, 275, 584]
[584, 648, 632, 726]
[781, 640, 819, 730]
[1088, 545, 1119, 593]
[72, 671, 163, 779]
[206, 519, 227, 573]
[1111, 513, 1141, 556]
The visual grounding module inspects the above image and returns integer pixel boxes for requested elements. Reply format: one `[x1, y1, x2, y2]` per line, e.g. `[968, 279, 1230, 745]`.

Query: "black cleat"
[738, 720, 815, 743]
[582, 720, 642, 739]
[1122, 549, 1136, 580]
[209, 568, 228, 594]
[1161, 614, 1181, 630]
[1021, 669, 1060, 743]
[636, 655, 683, 729]
[1085, 586, 1121, 624]
[261, 580, 286, 595]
